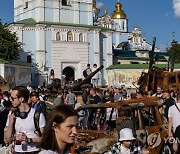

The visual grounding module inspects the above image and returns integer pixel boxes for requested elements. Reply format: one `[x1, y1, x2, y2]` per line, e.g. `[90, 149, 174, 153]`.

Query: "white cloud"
[96, 2, 104, 9]
[173, 0, 180, 18]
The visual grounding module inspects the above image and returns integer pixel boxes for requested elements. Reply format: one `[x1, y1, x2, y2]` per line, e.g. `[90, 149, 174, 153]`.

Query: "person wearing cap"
[105, 128, 141, 154]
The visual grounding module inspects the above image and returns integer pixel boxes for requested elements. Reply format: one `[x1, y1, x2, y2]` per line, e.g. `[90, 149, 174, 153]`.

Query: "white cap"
[119, 128, 135, 141]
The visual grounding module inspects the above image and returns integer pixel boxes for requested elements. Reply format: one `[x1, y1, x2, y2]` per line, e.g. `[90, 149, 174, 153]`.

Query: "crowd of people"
[0, 70, 180, 153]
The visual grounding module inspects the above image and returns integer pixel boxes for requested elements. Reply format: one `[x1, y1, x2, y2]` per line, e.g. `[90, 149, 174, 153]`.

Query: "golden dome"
[112, 2, 127, 19]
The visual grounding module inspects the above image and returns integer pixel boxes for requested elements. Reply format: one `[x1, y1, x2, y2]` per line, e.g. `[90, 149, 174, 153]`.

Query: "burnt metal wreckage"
[69, 38, 175, 154]
[71, 97, 170, 154]
[138, 37, 180, 93]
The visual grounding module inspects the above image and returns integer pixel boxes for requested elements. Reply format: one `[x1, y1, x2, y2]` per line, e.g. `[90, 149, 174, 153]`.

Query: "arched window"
[56, 32, 61, 41]
[62, 0, 67, 6]
[122, 21, 125, 30]
[79, 33, 83, 42]
[24, 0, 28, 9]
[67, 31, 73, 41]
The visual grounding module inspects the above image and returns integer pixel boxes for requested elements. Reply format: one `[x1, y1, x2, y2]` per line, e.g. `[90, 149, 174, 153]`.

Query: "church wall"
[79, 3, 89, 25]
[100, 31, 113, 85]
[119, 32, 129, 42]
[51, 41, 89, 79]
[45, 8, 54, 21]
[80, 12, 89, 25]
[88, 30, 100, 66]
[45, 30, 53, 70]
[44, 0, 54, 7]
[87, 33, 94, 65]
[22, 30, 37, 85]
[60, 9, 74, 24]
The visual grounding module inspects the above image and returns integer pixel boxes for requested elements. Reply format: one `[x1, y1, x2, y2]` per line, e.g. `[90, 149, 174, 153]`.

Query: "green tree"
[0, 19, 20, 60]
[167, 43, 180, 63]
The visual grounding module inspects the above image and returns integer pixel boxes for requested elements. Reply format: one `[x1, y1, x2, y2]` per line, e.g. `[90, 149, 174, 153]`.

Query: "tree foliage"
[0, 19, 20, 60]
[167, 43, 180, 63]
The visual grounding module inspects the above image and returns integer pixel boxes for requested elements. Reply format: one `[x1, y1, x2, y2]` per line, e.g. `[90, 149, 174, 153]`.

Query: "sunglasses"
[10, 96, 19, 101]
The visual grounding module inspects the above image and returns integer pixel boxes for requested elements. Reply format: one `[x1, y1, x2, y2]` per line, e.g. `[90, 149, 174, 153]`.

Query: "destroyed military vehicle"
[71, 97, 171, 154]
[138, 67, 180, 93]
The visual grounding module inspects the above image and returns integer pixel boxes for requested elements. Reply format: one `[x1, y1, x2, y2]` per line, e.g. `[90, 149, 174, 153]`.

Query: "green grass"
[107, 64, 180, 70]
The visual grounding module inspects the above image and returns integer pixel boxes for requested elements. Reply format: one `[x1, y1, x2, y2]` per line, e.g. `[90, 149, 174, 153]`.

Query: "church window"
[122, 21, 125, 30]
[67, 0, 71, 6]
[79, 33, 83, 42]
[67, 31, 73, 41]
[62, 0, 67, 6]
[56, 32, 61, 41]
[24, 1, 29, 9]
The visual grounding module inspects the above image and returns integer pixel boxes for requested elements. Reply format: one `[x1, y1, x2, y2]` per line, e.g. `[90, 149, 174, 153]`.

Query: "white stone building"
[9, 0, 114, 86]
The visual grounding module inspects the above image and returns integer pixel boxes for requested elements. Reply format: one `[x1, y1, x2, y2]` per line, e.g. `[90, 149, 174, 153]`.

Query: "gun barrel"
[73, 65, 104, 90]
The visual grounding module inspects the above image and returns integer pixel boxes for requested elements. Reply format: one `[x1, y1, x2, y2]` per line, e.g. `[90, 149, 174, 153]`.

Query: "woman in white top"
[38, 105, 78, 154]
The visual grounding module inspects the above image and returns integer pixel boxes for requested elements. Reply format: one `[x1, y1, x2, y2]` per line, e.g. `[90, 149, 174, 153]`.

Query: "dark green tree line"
[167, 43, 180, 63]
[0, 19, 20, 60]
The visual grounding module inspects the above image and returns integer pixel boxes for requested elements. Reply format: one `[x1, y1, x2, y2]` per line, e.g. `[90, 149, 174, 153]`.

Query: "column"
[35, 24, 46, 73]
[36, 0, 44, 22]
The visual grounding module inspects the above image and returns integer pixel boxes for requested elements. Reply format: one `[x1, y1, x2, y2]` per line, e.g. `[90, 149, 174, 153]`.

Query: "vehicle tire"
[161, 143, 173, 154]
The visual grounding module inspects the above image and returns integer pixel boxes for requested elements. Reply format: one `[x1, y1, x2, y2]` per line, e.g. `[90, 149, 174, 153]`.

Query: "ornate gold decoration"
[112, 1, 127, 19]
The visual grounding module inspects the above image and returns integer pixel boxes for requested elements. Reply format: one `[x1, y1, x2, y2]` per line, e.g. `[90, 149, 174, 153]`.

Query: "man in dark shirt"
[89, 88, 101, 104]
[88, 88, 101, 128]
[163, 90, 175, 120]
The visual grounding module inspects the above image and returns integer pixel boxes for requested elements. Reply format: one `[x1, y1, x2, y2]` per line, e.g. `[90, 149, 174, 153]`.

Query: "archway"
[62, 67, 75, 82]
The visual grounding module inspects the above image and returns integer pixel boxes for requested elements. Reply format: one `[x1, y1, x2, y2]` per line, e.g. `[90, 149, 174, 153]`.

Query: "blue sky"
[0, 0, 180, 51]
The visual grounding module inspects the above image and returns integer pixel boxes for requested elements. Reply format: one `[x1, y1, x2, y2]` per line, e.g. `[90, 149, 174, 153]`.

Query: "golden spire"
[104, 9, 108, 15]
[112, 0, 127, 19]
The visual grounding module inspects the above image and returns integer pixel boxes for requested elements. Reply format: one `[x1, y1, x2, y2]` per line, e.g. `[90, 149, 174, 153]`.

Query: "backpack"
[83, 69, 88, 77]
[34, 109, 42, 136]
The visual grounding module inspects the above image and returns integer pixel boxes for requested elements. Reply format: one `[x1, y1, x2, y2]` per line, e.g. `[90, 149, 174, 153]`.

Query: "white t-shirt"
[168, 103, 180, 132]
[6, 108, 46, 152]
[39, 150, 58, 154]
[39, 150, 69, 154]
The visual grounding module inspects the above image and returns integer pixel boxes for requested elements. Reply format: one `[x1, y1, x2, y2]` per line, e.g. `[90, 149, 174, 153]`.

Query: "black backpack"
[83, 69, 88, 77]
[34, 109, 42, 136]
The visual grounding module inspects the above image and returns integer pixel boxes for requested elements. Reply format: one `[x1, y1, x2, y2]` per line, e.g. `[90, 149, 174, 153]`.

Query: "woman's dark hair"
[50, 69, 54, 76]
[39, 104, 78, 152]
[117, 104, 132, 125]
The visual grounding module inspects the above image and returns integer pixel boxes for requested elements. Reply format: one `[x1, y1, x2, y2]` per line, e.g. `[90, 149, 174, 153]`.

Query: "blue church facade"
[10, 0, 114, 86]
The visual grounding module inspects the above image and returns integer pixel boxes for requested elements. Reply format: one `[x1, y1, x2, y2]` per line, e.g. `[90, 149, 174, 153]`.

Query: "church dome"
[112, 2, 127, 19]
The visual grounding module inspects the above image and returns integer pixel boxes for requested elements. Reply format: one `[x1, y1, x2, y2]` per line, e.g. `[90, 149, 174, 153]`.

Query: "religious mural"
[4, 66, 16, 88]
[108, 69, 148, 88]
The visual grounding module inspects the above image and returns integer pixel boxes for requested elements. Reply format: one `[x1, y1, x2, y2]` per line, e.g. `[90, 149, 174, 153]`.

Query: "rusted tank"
[73, 65, 104, 90]
[138, 67, 180, 93]
[47, 65, 104, 92]
[71, 97, 168, 154]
